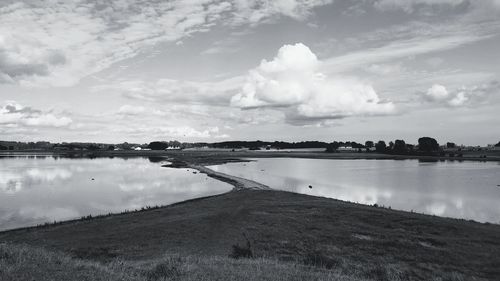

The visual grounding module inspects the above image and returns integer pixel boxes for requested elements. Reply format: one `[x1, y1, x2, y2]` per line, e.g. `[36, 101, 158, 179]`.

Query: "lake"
[209, 158, 500, 223]
[2, 156, 499, 231]
[0, 155, 231, 231]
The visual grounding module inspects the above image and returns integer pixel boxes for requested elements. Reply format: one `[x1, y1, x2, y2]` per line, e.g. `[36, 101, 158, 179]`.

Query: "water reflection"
[0, 156, 231, 231]
[209, 158, 500, 223]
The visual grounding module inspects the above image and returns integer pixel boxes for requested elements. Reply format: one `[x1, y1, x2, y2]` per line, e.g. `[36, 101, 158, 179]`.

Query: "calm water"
[209, 158, 500, 223]
[0, 156, 231, 231]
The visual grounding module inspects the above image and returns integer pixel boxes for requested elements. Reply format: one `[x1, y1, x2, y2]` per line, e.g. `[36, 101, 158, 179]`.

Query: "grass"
[0, 243, 403, 281]
[0, 242, 478, 281]
[1, 190, 499, 280]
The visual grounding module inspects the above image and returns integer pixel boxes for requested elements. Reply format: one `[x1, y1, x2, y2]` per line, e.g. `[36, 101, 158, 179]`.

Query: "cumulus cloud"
[423, 81, 499, 107]
[0, 101, 72, 127]
[230, 43, 395, 123]
[424, 84, 469, 106]
[0, 0, 331, 87]
[425, 84, 450, 101]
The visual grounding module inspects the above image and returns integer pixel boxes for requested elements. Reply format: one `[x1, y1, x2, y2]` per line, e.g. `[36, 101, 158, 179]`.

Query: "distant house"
[337, 146, 357, 152]
[165, 146, 181, 150]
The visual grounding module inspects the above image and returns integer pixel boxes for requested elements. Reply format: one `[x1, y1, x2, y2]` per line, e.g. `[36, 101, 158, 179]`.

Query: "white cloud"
[364, 63, 404, 75]
[230, 0, 333, 25]
[231, 43, 395, 123]
[422, 81, 499, 107]
[0, 0, 332, 87]
[95, 77, 243, 105]
[118, 105, 146, 115]
[323, 33, 493, 73]
[448, 92, 468, 106]
[426, 84, 450, 101]
[0, 101, 72, 127]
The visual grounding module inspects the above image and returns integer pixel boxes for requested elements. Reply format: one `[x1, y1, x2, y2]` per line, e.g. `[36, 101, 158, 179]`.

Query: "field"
[1, 189, 500, 280]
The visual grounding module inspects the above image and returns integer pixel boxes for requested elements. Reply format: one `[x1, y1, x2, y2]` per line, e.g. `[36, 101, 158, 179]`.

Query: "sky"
[0, 0, 499, 145]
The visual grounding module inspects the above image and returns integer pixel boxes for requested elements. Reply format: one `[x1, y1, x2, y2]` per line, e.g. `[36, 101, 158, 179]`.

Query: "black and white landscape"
[1, 1, 500, 280]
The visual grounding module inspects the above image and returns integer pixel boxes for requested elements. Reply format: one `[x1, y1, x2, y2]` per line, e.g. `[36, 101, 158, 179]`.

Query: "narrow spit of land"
[188, 164, 270, 190]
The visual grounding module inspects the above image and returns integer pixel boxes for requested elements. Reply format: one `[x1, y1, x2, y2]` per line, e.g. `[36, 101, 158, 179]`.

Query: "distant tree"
[87, 144, 100, 151]
[375, 141, 386, 153]
[108, 145, 115, 150]
[418, 137, 439, 152]
[365, 141, 374, 148]
[446, 142, 456, 149]
[495, 141, 500, 147]
[392, 139, 407, 154]
[325, 141, 341, 153]
[388, 141, 394, 151]
[148, 141, 169, 150]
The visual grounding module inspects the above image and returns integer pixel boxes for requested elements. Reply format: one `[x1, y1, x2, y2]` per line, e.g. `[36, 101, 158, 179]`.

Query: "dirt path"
[189, 164, 270, 191]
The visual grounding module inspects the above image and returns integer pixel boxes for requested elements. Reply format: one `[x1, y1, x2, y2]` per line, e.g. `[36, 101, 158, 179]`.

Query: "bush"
[229, 236, 253, 259]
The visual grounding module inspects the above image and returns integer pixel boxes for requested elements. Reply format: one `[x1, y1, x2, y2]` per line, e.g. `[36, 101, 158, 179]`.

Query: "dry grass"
[0, 242, 483, 281]
[0, 243, 377, 281]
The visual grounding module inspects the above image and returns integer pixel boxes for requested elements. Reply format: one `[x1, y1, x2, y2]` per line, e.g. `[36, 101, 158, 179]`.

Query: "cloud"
[364, 63, 404, 75]
[0, 101, 72, 127]
[426, 84, 450, 101]
[323, 33, 494, 73]
[113, 125, 223, 139]
[373, 0, 500, 14]
[118, 105, 146, 115]
[424, 84, 470, 107]
[230, 0, 333, 25]
[230, 43, 395, 123]
[0, 0, 332, 87]
[95, 77, 243, 105]
[422, 81, 499, 107]
[374, 0, 466, 13]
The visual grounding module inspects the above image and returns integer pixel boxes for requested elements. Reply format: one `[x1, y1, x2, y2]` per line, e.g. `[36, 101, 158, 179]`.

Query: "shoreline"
[2, 149, 500, 163]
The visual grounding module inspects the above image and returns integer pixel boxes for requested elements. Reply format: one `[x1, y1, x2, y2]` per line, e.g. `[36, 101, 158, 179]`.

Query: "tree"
[325, 141, 340, 153]
[365, 141, 374, 148]
[375, 140, 386, 153]
[388, 141, 394, 151]
[148, 141, 169, 150]
[393, 139, 407, 154]
[495, 141, 500, 147]
[418, 137, 439, 152]
[446, 142, 456, 149]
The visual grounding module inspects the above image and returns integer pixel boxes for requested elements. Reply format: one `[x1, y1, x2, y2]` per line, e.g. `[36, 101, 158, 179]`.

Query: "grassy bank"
[1, 190, 499, 280]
